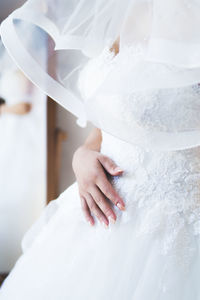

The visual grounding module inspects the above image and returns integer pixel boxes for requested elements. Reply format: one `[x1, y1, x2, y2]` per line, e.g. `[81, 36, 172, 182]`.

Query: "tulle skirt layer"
[0, 182, 199, 300]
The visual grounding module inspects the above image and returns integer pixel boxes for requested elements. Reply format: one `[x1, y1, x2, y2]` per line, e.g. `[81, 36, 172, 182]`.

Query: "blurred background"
[0, 0, 92, 283]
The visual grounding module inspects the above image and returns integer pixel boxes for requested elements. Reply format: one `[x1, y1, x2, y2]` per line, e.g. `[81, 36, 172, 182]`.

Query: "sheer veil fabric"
[1, 0, 200, 149]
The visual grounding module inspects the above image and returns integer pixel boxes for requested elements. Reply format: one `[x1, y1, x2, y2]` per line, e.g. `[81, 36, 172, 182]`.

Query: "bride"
[0, 0, 200, 299]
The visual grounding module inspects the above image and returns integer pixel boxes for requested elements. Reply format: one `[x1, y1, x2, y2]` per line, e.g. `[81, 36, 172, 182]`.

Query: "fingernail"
[117, 202, 125, 211]
[100, 220, 109, 229]
[114, 167, 123, 173]
[87, 220, 93, 226]
[108, 216, 116, 224]
[87, 219, 94, 226]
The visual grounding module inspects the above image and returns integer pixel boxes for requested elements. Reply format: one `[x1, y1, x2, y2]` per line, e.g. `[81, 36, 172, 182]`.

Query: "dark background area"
[0, 0, 26, 22]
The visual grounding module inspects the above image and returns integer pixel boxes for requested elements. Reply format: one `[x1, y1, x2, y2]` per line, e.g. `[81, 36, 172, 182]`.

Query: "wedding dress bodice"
[78, 44, 200, 272]
[100, 131, 200, 270]
[78, 44, 200, 150]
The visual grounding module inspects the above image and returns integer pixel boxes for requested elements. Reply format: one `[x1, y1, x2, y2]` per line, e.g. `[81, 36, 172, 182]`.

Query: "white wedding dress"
[0, 69, 46, 273]
[0, 44, 200, 300]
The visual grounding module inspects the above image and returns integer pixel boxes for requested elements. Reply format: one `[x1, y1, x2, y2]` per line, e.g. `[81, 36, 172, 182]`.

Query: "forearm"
[72, 128, 102, 171]
[0, 104, 17, 114]
[0, 104, 7, 114]
[83, 128, 102, 152]
[0, 102, 32, 115]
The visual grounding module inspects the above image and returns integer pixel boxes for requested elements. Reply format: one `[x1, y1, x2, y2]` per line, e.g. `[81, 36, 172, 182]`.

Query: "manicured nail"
[100, 220, 109, 229]
[108, 216, 116, 224]
[117, 202, 125, 211]
[114, 167, 123, 173]
[87, 220, 93, 226]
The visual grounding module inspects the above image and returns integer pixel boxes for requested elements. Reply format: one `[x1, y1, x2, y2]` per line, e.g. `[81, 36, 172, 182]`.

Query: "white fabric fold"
[1, 0, 200, 145]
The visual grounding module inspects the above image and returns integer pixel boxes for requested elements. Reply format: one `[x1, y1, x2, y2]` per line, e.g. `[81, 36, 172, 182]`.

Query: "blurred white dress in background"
[0, 68, 46, 272]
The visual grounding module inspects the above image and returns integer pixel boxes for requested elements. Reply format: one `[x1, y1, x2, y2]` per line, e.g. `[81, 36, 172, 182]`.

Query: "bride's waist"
[100, 130, 200, 177]
[100, 131, 200, 216]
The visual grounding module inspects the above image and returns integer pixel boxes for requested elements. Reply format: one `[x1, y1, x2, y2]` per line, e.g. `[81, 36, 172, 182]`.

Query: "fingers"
[90, 185, 116, 224]
[80, 196, 94, 226]
[96, 169, 126, 211]
[85, 192, 109, 228]
[98, 155, 124, 176]
[77, 152, 126, 228]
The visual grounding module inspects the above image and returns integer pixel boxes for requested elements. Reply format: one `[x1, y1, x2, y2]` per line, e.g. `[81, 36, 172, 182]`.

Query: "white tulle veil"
[0, 0, 130, 126]
[1, 0, 200, 150]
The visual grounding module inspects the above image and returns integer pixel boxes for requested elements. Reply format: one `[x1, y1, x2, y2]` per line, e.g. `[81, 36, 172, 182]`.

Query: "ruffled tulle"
[1, 129, 200, 299]
[0, 181, 199, 300]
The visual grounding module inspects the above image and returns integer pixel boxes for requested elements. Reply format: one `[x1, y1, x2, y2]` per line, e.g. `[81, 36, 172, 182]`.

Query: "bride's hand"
[72, 145, 125, 228]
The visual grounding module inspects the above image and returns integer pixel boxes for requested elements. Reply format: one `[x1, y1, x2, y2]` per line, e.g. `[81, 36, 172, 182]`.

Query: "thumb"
[98, 155, 123, 176]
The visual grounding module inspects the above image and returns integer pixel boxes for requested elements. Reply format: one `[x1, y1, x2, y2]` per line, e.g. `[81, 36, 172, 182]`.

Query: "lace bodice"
[100, 130, 200, 274]
[78, 44, 200, 150]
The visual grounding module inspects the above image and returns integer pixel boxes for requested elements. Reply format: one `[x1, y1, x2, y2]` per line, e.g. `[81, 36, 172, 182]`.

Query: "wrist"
[82, 142, 100, 152]
[72, 144, 99, 173]
[72, 145, 85, 172]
